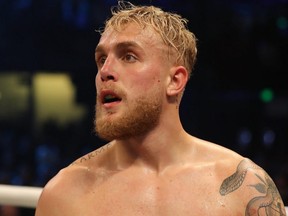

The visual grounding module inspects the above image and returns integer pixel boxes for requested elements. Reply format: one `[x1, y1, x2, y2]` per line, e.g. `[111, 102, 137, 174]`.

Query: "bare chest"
[66, 172, 240, 216]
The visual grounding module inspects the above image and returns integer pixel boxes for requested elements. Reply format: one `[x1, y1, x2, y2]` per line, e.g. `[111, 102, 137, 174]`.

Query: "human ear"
[167, 66, 188, 96]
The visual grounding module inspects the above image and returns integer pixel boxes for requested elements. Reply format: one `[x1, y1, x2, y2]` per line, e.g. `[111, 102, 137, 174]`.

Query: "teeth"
[105, 95, 115, 99]
[104, 95, 118, 103]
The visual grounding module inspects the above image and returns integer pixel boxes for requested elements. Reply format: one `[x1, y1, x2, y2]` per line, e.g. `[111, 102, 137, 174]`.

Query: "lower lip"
[103, 101, 122, 109]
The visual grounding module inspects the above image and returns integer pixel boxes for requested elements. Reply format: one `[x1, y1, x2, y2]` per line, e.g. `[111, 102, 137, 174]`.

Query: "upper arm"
[35, 169, 74, 216]
[35, 184, 61, 216]
[220, 158, 286, 215]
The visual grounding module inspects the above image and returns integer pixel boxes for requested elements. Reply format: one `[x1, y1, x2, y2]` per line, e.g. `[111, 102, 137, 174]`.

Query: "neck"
[112, 115, 192, 173]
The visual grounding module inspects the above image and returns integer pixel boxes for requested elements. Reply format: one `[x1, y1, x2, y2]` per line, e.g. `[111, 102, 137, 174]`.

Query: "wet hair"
[99, 1, 197, 77]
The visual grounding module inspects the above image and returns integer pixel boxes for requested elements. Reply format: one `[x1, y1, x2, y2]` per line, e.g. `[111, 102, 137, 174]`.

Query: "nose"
[101, 74, 114, 82]
[98, 56, 117, 82]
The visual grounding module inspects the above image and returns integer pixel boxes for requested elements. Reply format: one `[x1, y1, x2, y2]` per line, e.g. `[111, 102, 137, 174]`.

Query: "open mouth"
[103, 94, 121, 103]
[101, 91, 122, 104]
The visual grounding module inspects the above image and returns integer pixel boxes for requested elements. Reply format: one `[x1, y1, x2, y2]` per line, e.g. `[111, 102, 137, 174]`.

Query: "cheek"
[128, 75, 162, 93]
[136, 66, 163, 86]
[95, 72, 102, 81]
[134, 79, 166, 102]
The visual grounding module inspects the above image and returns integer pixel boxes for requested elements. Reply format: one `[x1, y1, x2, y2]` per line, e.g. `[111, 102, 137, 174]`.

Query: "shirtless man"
[35, 2, 286, 215]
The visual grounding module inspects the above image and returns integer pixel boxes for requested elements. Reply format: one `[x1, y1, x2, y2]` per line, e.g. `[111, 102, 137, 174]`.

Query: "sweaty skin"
[35, 138, 286, 216]
[35, 22, 286, 216]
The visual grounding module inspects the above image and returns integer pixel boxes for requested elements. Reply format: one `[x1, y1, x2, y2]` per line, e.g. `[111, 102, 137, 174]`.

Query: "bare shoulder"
[35, 143, 114, 216]
[219, 157, 286, 215]
[71, 142, 114, 166]
[192, 137, 286, 214]
[35, 165, 86, 215]
[192, 136, 245, 167]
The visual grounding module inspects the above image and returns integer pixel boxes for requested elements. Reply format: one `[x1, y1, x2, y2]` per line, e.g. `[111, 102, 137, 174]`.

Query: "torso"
[57, 163, 242, 216]
[37, 138, 284, 216]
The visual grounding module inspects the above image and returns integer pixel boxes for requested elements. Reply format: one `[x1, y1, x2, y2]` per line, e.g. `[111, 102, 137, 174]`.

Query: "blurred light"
[277, 16, 288, 30]
[262, 129, 275, 148]
[16, 0, 32, 10]
[62, 0, 73, 22]
[260, 88, 274, 103]
[76, 1, 89, 29]
[237, 128, 252, 148]
[33, 73, 86, 128]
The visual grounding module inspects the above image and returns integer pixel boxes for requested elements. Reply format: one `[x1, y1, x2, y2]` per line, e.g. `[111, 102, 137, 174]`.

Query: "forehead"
[97, 23, 164, 50]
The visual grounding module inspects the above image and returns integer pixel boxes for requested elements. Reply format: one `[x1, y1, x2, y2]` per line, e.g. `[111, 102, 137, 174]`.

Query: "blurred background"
[0, 0, 287, 215]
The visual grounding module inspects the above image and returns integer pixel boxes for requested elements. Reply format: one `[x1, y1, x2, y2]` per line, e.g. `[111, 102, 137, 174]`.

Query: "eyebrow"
[95, 41, 143, 54]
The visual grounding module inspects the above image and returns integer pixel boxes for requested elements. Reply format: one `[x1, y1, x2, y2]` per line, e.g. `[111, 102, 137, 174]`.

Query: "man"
[35, 2, 286, 215]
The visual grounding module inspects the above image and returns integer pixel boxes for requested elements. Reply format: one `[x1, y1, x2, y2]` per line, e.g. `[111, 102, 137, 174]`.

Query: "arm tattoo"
[245, 174, 286, 215]
[219, 159, 286, 215]
[219, 159, 260, 195]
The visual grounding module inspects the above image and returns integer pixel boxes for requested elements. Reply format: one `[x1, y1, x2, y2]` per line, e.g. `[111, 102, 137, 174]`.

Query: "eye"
[96, 55, 107, 67]
[123, 53, 137, 63]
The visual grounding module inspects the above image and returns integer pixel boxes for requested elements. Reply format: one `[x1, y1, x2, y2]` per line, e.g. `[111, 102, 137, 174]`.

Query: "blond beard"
[94, 94, 162, 141]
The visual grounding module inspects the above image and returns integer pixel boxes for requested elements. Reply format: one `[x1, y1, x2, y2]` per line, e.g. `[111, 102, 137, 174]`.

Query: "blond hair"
[100, 1, 197, 77]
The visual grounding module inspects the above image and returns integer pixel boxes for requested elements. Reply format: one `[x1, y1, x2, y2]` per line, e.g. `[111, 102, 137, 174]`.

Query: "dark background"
[0, 0, 287, 215]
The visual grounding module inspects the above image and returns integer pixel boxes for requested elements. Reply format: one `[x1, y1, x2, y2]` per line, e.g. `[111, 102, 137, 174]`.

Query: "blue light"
[16, 0, 32, 10]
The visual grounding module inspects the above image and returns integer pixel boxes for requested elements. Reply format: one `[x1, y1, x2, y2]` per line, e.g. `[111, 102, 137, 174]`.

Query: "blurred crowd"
[0, 118, 103, 216]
